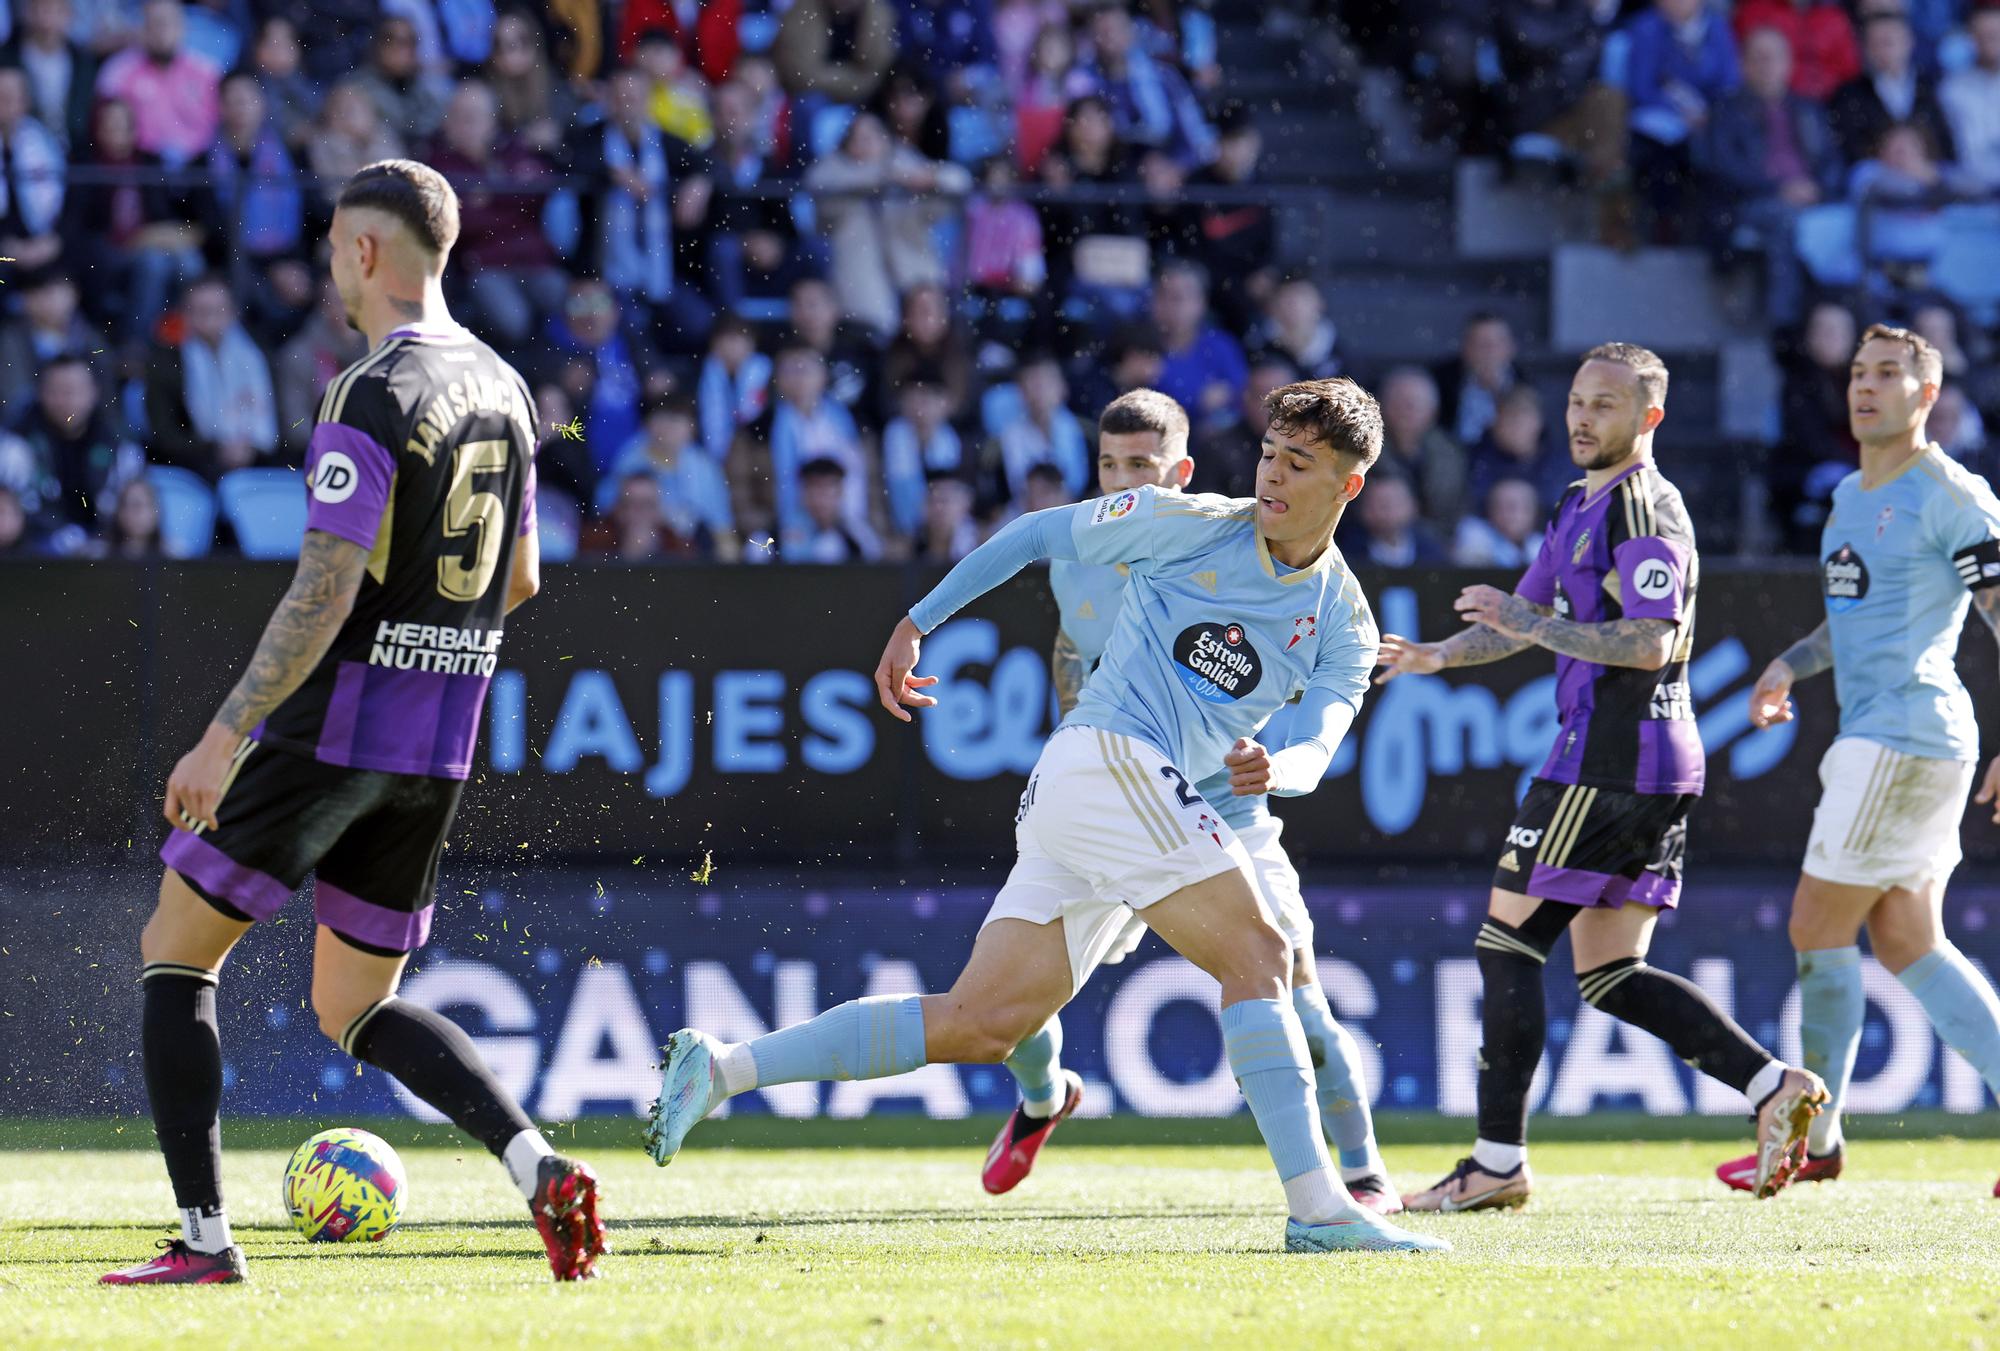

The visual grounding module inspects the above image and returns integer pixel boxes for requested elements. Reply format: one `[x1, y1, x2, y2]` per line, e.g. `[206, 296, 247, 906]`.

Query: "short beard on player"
[1572, 432, 1634, 472]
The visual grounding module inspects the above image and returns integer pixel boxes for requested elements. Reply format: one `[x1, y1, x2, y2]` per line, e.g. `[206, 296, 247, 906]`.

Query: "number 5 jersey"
[257, 321, 539, 779]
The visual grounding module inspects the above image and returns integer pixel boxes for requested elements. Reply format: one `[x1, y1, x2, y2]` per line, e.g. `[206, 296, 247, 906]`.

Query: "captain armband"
[1951, 537, 2000, 591]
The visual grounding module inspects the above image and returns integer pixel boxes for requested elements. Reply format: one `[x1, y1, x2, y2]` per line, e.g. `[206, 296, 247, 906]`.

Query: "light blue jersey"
[1059, 487, 1375, 787]
[1821, 446, 2000, 761]
[1052, 556, 1275, 831]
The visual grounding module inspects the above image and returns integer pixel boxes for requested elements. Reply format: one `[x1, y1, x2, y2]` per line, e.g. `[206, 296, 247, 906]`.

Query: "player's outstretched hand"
[1454, 584, 1534, 638]
[875, 615, 940, 722]
[162, 724, 241, 832]
[1748, 659, 1796, 729]
[1374, 633, 1445, 685]
[1224, 737, 1271, 796]
[1975, 755, 2000, 825]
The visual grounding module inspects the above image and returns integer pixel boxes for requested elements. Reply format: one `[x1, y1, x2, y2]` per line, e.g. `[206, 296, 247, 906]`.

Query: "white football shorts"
[983, 725, 1255, 992]
[1803, 736, 1974, 893]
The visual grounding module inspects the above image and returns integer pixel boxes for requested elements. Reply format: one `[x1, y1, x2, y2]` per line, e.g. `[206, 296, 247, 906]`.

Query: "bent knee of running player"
[925, 922, 1073, 1063]
[310, 927, 410, 1044]
[140, 871, 250, 971]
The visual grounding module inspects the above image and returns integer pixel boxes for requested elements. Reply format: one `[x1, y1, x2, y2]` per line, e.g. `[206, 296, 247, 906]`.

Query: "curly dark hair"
[1263, 377, 1383, 469]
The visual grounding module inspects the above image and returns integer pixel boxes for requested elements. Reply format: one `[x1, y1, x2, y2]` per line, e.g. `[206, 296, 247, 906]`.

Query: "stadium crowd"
[0, 0, 1995, 565]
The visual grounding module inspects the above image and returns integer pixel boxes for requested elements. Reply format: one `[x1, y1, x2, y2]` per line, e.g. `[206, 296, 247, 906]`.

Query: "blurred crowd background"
[0, 0, 1996, 566]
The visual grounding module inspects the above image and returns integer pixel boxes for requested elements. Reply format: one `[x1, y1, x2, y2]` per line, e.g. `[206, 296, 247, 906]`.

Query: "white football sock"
[1471, 1139, 1525, 1173]
[180, 1204, 233, 1254]
[1745, 1060, 1787, 1109]
[1281, 1166, 1369, 1226]
[717, 1042, 759, 1097]
[502, 1128, 555, 1201]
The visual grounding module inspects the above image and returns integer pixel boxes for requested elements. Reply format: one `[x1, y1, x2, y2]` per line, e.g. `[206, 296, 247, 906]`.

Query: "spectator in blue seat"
[896, 0, 999, 100]
[1702, 24, 1841, 326]
[98, 473, 165, 558]
[883, 368, 967, 537]
[0, 269, 109, 418]
[881, 282, 972, 424]
[1080, 2, 1213, 168]
[3, 0, 101, 152]
[355, 14, 450, 143]
[777, 455, 884, 562]
[788, 276, 882, 430]
[201, 72, 305, 265]
[913, 469, 980, 562]
[143, 273, 279, 482]
[587, 470, 704, 560]
[1150, 259, 1245, 433]
[1773, 297, 1858, 551]
[1941, 1, 2000, 194]
[1623, 0, 1742, 241]
[1036, 94, 1147, 324]
[1828, 13, 1955, 166]
[63, 96, 204, 339]
[14, 353, 141, 533]
[1453, 476, 1544, 568]
[990, 349, 1089, 506]
[597, 392, 736, 558]
[706, 78, 816, 311]
[1175, 102, 1274, 333]
[697, 313, 773, 462]
[1348, 474, 1447, 569]
[1373, 364, 1468, 541]
[1466, 383, 1571, 516]
[545, 278, 676, 481]
[1247, 273, 1341, 383]
[575, 67, 719, 356]
[245, 15, 319, 151]
[1192, 353, 1295, 501]
[273, 276, 367, 464]
[759, 332, 873, 539]
[1432, 311, 1522, 448]
[0, 66, 68, 276]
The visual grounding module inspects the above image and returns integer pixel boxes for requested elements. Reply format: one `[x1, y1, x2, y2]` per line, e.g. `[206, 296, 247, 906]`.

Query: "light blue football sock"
[748, 995, 927, 1086]
[1898, 944, 2000, 1106]
[1220, 996, 1331, 1184]
[1797, 946, 1863, 1154]
[1292, 984, 1380, 1175]
[1005, 1015, 1065, 1118]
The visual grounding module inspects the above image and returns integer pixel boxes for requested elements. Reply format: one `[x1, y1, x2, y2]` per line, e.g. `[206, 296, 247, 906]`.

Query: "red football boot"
[531, 1155, 607, 1281]
[1344, 1174, 1406, 1216]
[982, 1071, 1084, 1195]
[1716, 1143, 1844, 1194]
[100, 1238, 246, 1285]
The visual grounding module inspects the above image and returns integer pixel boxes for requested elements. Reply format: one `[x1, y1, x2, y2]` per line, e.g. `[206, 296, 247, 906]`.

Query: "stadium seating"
[217, 468, 308, 561]
[146, 465, 217, 559]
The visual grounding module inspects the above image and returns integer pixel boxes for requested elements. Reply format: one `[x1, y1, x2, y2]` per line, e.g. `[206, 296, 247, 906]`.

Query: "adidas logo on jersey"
[1498, 849, 1521, 873]
[1192, 571, 1218, 594]
[1077, 601, 1096, 620]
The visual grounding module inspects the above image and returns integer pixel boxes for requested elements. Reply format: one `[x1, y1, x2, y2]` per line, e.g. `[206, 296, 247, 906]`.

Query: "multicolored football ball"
[283, 1127, 407, 1243]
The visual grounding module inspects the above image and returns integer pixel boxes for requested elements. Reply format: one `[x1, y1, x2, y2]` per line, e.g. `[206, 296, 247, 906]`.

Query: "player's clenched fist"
[1374, 633, 1445, 685]
[874, 615, 941, 722]
[1748, 658, 1796, 730]
[1224, 737, 1271, 796]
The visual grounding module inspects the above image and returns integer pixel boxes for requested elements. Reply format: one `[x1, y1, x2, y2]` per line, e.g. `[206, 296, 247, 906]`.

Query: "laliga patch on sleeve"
[1631, 557, 1676, 601]
[1091, 490, 1139, 525]
[310, 450, 360, 505]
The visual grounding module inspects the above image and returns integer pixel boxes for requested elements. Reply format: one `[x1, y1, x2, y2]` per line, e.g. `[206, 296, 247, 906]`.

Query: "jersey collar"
[1855, 442, 1941, 493]
[1255, 524, 1347, 586]
[1578, 456, 1649, 510]
[384, 320, 472, 344]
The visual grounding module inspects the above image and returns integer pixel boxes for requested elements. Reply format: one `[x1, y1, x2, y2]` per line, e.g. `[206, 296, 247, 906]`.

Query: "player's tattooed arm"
[1456, 585, 1674, 669]
[1051, 627, 1088, 716]
[1439, 613, 1547, 667]
[213, 531, 369, 735]
[1974, 590, 2000, 824]
[1775, 621, 1834, 681]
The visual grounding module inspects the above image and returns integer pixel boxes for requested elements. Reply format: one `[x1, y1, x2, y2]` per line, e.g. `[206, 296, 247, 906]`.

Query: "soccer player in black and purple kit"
[1376, 344, 1828, 1212]
[101, 161, 605, 1286]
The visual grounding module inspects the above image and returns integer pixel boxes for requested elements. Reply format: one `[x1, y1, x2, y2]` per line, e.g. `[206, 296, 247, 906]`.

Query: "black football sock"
[343, 997, 539, 1170]
[141, 963, 233, 1252]
[1472, 907, 1576, 1149]
[1579, 958, 1773, 1093]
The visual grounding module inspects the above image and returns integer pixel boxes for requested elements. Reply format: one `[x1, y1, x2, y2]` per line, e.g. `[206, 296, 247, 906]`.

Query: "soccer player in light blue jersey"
[645, 378, 1448, 1254]
[1715, 323, 2000, 1197]
[982, 389, 1402, 1215]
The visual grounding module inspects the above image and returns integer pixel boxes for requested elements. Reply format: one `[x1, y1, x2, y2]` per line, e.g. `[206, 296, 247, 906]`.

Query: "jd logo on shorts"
[311, 451, 359, 505]
[1172, 621, 1263, 703]
[1823, 543, 1869, 613]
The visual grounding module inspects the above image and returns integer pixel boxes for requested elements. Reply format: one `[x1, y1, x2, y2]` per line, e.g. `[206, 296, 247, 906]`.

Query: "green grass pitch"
[3, 1120, 1997, 1349]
